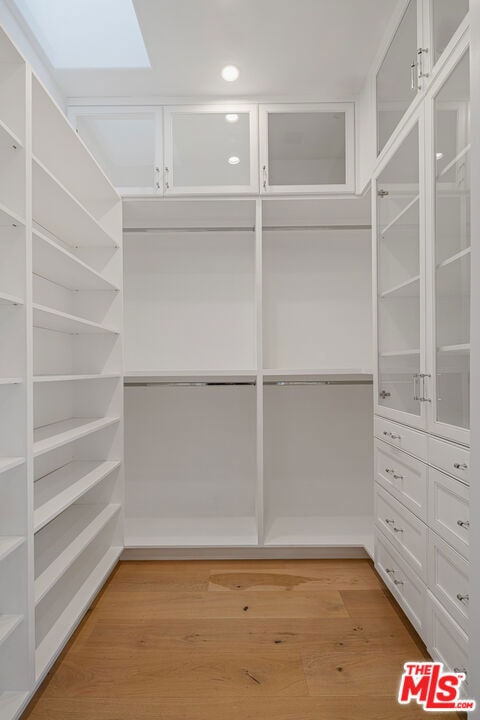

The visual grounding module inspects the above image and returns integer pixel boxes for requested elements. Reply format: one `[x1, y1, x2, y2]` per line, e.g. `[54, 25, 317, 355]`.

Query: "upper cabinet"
[259, 104, 354, 194]
[69, 108, 162, 195]
[376, 0, 421, 156]
[376, 0, 469, 158]
[163, 105, 258, 195]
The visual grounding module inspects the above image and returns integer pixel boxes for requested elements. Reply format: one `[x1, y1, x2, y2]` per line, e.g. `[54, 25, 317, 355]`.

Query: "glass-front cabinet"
[163, 105, 258, 194]
[375, 113, 426, 429]
[430, 0, 469, 66]
[70, 108, 162, 195]
[259, 104, 354, 193]
[428, 43, 470, 444]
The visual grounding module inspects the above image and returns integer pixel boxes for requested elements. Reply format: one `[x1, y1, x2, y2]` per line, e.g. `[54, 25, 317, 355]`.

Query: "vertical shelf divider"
[255, 198, 264, 546]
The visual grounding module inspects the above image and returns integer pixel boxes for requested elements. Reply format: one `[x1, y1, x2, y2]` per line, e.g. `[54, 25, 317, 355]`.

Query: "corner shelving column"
[0, 26, 31, 719]
[30, 75, 123, 685]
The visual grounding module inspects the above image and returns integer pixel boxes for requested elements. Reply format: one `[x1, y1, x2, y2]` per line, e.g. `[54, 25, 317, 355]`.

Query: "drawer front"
[428, 531, 469, 633]
[428, 467, 469, 559]
[428, 436, 470, 484]
[375, 529, 427, 640]
[375, 439, 427, 521]
[375, 416, 427, 461]
[427, 591, 469, 685]
[375, 484, 428, 581]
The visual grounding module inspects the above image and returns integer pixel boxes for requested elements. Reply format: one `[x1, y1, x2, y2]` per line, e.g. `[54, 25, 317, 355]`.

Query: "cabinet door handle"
[393, 526, 404, 533]
[454, 463, 468, 470]
[394, 579, 404, 586]
[383, 431, 400, 440]
[385, 467, 394, 475]
[456, 593, 469, 603]
[410, 62, 416, 91]
[385, 518, 395, 525]
[154, 166, 161, 190]
[393, 473, 404, 480]
[164, 166, 170, 190]
[457, 520, 470, 530]
[262, 165, 268, 190]
[385, 568, 395, 575]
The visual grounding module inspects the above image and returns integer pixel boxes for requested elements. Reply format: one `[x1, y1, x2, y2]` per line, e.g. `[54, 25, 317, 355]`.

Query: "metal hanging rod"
[124, 224, 371, 234]
[124, 381, 256, 387]
[265, 380, 373, 386]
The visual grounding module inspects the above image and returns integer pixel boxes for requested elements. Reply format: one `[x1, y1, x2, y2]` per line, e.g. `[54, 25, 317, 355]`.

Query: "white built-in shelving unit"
[0, 23, 123, 719]
[123, 195, 373, 553]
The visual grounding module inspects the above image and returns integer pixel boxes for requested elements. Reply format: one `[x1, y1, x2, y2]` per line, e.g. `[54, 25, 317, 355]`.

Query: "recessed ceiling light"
[225, 113, 239, 123]
[436, 152, 444, 160]
[221, 65, 239, 82]
[228, 156, 240, 165]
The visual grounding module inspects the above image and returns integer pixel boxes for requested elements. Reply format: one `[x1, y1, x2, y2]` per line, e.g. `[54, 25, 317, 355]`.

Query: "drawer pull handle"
[457, 520, 470, 529]
[393, 473, 404, 480]
[385, 467, 394, 474]
[382, 431, 401, 440]
[393, 579, 404, 586]
[454, 463, 468, 470]
[385, 568, 395, 575]
[456, 593, 469, 603]
[454, 667, 467, 676]
[385, 518, 395, 525]
[393, 527, 404, 533]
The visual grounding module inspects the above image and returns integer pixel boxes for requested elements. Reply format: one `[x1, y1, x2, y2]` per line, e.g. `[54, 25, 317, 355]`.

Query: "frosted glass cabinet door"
[376, 0, 420, 155]
[431, 0, 469, 66]
[72, 109, 161, 194]
[259, 104, 354, 193]
[430, 48, 470, 442]
[163, 105, 258, 194]
[375, 118, 425, 428]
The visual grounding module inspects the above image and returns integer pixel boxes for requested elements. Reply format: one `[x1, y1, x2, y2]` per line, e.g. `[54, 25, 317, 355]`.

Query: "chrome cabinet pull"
[164, 166, 170, 190]
[394, 579, 404, 586]
[457, 593, 469, 603]
[393, 527, 404, 533]
[385, 568, 395, 575]
[457, 520, 470, 530]
[410, 62, 416, 90]
[454, 463, 468, 470]
[379, 390, 391, 399]
[393, 473, 404, 480]
[385, 518, 395, 525]
[382, 430, 400, 440]
[419, 373, 431, 402]
[385, 467, 394, 475]
[262, 165, 268, 190]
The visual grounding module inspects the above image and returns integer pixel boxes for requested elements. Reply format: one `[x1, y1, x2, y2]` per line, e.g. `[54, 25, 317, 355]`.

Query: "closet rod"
[264, 380, 373, 386]
[124, 381, 256, 387]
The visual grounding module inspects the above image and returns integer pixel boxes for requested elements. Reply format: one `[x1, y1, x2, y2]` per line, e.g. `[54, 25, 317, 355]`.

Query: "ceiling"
[22, 0, 398, 101]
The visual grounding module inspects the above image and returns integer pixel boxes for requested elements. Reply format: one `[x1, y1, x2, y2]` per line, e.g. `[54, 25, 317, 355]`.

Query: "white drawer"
[375, 439, 427, 521]
[427, 591, 469, 685]
[375, 484, 428, 582]
[375, 529, 427, 640]
[428, 531, 469, 633]
[428, 467, 469, 559]
[428, 436, 470, 484]
[374, 416, 427, 461]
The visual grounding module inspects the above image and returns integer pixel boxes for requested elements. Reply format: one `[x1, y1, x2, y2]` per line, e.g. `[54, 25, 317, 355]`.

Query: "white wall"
[468, 0, 480, 714]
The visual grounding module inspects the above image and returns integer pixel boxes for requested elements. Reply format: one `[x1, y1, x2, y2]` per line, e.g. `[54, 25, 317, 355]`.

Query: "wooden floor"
[24, 559, 462, 719]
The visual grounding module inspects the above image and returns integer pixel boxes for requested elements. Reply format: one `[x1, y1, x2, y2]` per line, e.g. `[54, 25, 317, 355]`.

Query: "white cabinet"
[164, 105, 258, 195]
[69, 107, 162, 195]
[259, 104, 354, 194]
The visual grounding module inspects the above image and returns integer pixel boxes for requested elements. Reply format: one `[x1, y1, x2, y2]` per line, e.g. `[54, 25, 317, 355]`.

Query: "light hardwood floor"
[23, 559, 462, 719]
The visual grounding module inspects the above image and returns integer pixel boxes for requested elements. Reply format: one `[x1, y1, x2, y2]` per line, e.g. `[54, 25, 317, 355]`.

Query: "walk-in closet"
[0, 0, 478, 717]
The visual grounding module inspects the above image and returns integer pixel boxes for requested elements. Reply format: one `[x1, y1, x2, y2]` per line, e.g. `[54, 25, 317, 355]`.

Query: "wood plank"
[23, 695, 459, 720]
[91, 590, 348, 620]
[340, 589, 399, 617]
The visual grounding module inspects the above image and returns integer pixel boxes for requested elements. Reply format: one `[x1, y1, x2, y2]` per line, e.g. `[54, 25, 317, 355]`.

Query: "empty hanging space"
[124, 384, 257, 547]
[123, 198, 256, 377]
[262, 197, 372, 376]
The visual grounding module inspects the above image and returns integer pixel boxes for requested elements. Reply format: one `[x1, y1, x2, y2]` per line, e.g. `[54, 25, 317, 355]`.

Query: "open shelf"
[0, 536, 24, 563]
[33, 304, 119, 336]
[0, 615, 22, 648]
[263, 368, 373, 382]
[125, 369, 257, 384]
[35, 503, 121, 604]
[380, 349, 420, 357]
[438, 144, 471, 180]
[32, 156, 117, 249]
[0, 201, 24, 228]
[0, 457, 24, 475]
[33, 229, 120, 292]
[380, 275, 420, 298]
[125, 517, 258, 548]
[0, 118, 22, 154]
[265, 516, 373, 547]
[34, 461, 121, 533]
[381, 194, 419, 235]
[0, 291, 23, 306]
[34, 417, 120, 457]
[35, 545, 122, 682]
[34, 373, 121, 384]
[437, 247, 471, 269]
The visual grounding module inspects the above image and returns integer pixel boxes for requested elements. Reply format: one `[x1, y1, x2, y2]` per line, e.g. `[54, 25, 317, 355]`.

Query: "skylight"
[13, 0, 150, 68]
